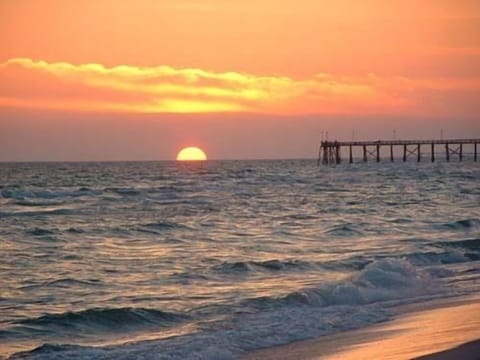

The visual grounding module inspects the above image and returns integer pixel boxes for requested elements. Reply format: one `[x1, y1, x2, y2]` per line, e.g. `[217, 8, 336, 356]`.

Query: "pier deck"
[318, 138, 479, 165]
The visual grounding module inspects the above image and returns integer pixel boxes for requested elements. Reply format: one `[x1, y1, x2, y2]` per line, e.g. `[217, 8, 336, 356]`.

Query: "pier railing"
[318, 139, 479, 165]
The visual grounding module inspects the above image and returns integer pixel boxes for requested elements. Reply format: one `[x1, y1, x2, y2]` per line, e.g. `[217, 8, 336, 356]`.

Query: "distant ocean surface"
[1, 160, 479, 359]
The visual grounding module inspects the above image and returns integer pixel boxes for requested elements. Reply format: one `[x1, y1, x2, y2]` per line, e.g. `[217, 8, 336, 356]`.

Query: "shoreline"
[414, 340, 480, 360]
[244, 294, 480, 360]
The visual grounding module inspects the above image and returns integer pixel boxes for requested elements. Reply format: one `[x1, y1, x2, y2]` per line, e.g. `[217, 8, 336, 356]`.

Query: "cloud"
[0, 57, 479, 117]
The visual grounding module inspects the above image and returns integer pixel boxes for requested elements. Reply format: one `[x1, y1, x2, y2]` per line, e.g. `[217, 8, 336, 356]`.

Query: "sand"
[244, 295, 480, 360]
[414, 340, 480, 360]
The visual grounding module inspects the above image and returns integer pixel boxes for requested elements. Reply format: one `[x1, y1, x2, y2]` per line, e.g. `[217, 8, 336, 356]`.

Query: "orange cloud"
[0, 58, 479, 117]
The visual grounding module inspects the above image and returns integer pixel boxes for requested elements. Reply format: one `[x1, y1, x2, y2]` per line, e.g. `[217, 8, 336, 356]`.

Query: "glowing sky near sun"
[0, 0, 479, 160]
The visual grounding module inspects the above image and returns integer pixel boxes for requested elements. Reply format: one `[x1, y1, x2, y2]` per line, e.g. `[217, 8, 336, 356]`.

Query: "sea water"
[0, 160, 479, 359]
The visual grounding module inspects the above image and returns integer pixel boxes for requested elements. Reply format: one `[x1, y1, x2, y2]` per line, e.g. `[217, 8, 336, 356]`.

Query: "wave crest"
[244, 258, 433, 309]
[18, 307, 187, 333]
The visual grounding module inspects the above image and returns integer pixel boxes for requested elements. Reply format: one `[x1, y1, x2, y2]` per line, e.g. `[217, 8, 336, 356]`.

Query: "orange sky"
[0, 0, 479, 160]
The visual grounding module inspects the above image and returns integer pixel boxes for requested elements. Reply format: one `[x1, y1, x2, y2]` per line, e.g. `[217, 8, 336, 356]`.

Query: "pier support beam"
[336, 145, 341, 164]
[431, 143, 435, 162]
[349, 145, 353, 163]
[417, 144, 421, 162]
[317, 143, 322, 166]
[446, 143, 450, 161]
[363, 145, 367, 162]
[460, 144, 463, 161]
[376, 144, 380, 162]
[390, 145, 394, 162]
[403, 145, 407, 162]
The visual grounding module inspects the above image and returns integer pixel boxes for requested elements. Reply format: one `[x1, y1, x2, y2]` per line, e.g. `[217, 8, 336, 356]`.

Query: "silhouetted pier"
[318, 139, 479, 165]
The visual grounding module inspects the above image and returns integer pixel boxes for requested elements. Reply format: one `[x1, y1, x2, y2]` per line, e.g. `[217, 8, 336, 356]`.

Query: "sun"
[176, 147, 208, 161]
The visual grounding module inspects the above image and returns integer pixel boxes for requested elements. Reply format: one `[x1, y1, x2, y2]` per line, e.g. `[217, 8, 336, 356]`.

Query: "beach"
[1, 160, 479, 359]
[2, 0, 480, 358]
[245, 295, 480, 360]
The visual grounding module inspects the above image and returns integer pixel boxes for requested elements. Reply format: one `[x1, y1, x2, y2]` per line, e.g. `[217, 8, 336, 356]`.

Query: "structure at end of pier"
[318, 139, 479, 165]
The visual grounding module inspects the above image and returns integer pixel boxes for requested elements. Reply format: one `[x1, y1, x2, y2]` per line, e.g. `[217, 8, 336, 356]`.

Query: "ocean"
[0, 160, 479, 359]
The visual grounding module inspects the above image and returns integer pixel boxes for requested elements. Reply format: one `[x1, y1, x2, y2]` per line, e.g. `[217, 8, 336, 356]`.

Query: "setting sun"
[176, 147, 207, 161]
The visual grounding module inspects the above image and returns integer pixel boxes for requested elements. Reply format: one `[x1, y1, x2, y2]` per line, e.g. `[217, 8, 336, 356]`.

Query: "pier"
[318, 139, 480, 165]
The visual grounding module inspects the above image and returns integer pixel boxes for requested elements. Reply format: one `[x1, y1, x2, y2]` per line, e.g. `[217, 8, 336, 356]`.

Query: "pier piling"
[318, 138, 480, 165]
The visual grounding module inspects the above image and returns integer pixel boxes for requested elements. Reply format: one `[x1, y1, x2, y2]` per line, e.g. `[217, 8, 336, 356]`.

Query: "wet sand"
[244, 295, 480, 360]
[414, 340, 480, 360]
